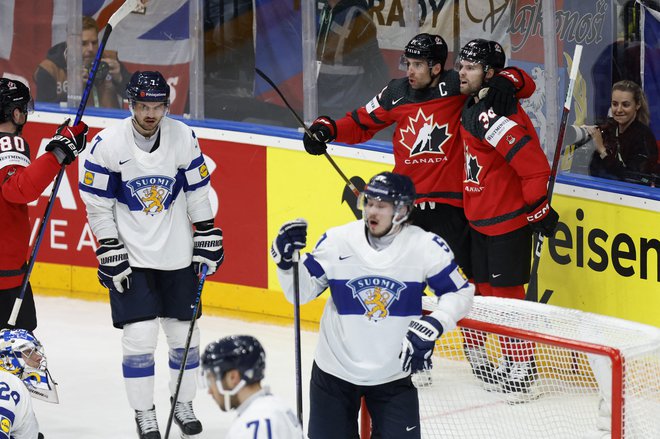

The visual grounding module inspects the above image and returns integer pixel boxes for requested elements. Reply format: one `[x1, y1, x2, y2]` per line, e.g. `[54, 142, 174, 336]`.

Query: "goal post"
[415, 296, 660, 439]
[359, 296, 660, 438]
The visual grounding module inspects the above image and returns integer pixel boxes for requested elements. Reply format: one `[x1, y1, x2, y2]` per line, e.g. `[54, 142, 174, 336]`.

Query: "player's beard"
[132, 115, 162, 137]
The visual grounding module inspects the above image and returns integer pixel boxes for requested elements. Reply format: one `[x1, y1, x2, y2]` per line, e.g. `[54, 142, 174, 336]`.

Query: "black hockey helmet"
[457, 39, 506, 71]
[0, 78, 33, 123]
[202, 335, 266, 384]
[359, 172, 416, 225]
[403, 33, 448, 67]
[125, 71, 170, 104]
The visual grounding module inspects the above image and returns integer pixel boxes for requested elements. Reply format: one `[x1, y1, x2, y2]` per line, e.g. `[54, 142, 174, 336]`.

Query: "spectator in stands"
[316, 0, 388, 118]
[33, 16, 130, 108]
[588, 80, 658, 186]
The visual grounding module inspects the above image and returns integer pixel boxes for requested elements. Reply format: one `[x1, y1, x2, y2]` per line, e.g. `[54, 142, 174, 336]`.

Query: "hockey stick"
[292, 250, 304, 425]
[254, 68, 360, 197]
[7, 0, 140, 326]
[526, 44, 583, 302]
[164, 264, 208, 439]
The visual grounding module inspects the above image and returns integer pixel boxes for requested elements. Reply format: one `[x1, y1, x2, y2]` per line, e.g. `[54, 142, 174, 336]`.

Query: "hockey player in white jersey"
[78, 71, 224, 439]
[201, 335, 303, 438]
[0, 329, 54, 439]
[271, 172, 474, 439]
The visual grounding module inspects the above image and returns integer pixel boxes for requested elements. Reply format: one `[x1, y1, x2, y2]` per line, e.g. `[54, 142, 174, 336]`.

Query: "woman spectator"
[588, 80, 658, 185]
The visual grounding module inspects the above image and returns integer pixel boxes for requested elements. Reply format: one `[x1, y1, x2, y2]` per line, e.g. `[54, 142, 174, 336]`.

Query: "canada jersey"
[0, 134, 32, 289]
[460, 100, 550, 236]
[79, 117, 213, 269]
[277, 221, 473, 386]
[227, 387, 303, 439]
[336, 71, 466, 206]
[0, 372, 40, 439]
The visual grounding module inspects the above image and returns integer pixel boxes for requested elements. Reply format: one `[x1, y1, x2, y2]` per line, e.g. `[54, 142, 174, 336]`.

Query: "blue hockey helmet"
[457, 39, 506, 72]
[0, 329, 46, 378]
[358, 172, 416, 225]
[125, 71, 170, 104]
[0, 78, 33, 124]
[202, 335, 266, 384]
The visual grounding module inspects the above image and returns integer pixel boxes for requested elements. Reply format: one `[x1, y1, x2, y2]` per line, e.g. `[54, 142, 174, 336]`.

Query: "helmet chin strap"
[218, 378, 246, 412]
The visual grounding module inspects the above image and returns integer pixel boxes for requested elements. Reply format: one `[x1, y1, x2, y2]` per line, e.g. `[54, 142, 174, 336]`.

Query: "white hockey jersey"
[226, 387, 303, 439]
[0, 371, 40, 439]
[277, 220, 474, 386]
[79, 117, 213, 270]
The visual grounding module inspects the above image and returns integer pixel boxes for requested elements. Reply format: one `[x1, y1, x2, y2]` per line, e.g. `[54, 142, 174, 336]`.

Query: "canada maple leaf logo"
[464, 146, 482, 184]
[398, 108, 451, 157]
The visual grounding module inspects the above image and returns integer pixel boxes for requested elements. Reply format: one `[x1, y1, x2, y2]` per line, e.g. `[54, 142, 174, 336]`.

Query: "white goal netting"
[415, 296, 660, 439]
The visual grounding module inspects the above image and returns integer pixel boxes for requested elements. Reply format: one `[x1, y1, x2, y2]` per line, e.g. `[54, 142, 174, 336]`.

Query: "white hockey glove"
[192, 224, 224, 276]
[401, 316, 443, 373]
[96, 239, 132, 293]
[270, 219, 307, 270]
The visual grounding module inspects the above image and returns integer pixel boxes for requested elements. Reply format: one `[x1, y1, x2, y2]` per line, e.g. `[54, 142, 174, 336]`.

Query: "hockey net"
[407, 296, 660, 439]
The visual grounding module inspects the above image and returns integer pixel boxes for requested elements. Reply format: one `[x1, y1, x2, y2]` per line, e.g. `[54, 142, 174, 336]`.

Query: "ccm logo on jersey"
[527, 203, 550, 221]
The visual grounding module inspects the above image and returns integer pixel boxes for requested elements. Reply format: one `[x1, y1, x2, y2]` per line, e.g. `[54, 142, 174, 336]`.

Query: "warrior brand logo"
[347, 276, 406, 322]
[399, 108, 451, 157]
[126, 175, 175, 215]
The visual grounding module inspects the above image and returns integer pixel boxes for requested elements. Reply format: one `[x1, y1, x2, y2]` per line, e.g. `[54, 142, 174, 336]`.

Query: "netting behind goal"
[413, 296, 660, 439]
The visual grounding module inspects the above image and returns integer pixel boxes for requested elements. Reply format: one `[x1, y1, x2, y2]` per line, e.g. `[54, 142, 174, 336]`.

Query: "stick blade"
[107, 0, 141, 29]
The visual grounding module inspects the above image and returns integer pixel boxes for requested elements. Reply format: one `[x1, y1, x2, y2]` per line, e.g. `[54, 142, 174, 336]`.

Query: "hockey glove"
[192, 224, 224, 276]
[526, 197, 559, 237]
[96, 239, 132, 293]
[303, 116, 337, 155]
[401, 316, 443, 373]
[45, 119, 89, 165]
[482, 74, 517, 116]
[270, 219, 308, 270]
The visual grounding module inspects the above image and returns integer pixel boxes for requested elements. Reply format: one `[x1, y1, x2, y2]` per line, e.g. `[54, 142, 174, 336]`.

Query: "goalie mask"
[358, 172, 416, 228]
[201, 335, 266, 411]
[0, 328, 59, 403]
[0, 78, 33, 134]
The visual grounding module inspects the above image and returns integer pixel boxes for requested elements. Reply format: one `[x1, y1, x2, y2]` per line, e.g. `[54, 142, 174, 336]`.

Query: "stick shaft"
[254, 68, 360, 197]
[164, 264, 208, 439]
[292, 251, 303, 425]
[7, 0, 138, 326]
[526, 45, 583, 302]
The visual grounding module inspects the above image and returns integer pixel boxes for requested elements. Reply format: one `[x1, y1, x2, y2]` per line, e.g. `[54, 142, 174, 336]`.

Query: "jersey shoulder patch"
[0, 134, 31, 170]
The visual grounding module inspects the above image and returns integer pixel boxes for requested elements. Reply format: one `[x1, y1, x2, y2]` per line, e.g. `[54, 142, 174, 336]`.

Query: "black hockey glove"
[526, 197, 559, 237]
[303, 116, 337, 155]
[270, 219, 307, 270]
[192, 223, 224, 276]
[45, 119, 89, 165]
[96, 239, 132, 293]
[401, 315, 443, 373]
[482, 74, 517, 116]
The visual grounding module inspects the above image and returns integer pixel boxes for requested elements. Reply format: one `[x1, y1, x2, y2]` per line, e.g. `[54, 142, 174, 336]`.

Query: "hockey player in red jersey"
[302, 33, 536, 279]
[456, 39, 559, 397]
[0, 78, 88, 331]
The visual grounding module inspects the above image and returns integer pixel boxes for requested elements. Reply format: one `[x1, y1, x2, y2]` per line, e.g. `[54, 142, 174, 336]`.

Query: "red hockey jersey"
[460, 100, 550, 236]
[0, 133, 61, 289]
[333, 68, 535, 207]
